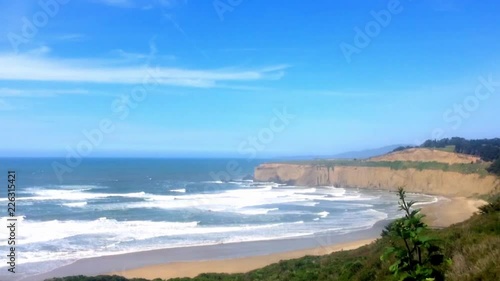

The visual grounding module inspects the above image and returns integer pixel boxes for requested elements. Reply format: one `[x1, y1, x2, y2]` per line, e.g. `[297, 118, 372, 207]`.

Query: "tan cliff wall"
[254, 163, 500, 197]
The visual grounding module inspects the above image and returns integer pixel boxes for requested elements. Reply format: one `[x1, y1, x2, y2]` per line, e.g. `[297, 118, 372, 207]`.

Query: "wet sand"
[112, 239, 376, 280]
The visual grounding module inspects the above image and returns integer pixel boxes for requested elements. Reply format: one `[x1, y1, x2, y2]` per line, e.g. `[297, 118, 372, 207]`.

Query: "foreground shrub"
[478, 195, 500, 214]
[380, 188, 449, 281]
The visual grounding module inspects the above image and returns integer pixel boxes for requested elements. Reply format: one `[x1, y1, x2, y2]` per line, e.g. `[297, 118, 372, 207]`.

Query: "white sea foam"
[13, 217, 312, 245]
[1, 174, 442, 279]
[62, 202, 87, 208]
[15, 218, 200, 244]
[1, 183, 430, 279]
[317, 211, 330, 218]
[14, 189, 150, 202]
[292, 201, 320, 207]
[297, 187, 317, 193]
[10, 222, 317, 276]
[6, 218, 309, 264]
[413, 196, 440, 206]
[9, 185, 397, 230]
[5, 183, 426, 271]
[14, 185, 369, 219]
[90, 185, 332, 214]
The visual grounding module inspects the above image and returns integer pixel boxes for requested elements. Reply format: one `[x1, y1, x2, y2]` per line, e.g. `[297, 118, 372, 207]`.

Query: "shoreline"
[111, 196, 486, 281]
[420, 196, 487, 228]
[112, 238, 377, 280]
[21, 219, 388, 281]
[20, 196, 486, 281]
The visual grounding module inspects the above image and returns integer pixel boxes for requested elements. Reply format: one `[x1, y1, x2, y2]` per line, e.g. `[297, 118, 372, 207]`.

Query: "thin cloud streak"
[0, 54, 289, 88]
[0, 88, 89, 97]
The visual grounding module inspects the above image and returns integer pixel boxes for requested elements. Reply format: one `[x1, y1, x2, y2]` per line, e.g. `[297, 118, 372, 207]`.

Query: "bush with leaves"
[478, 195, 500, 214]
[486, 159, 500, 176]
[381, 188, 450, 281]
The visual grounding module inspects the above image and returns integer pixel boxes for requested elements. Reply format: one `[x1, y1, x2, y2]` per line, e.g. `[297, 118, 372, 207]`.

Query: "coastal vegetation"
[47, 193, 500, 281]
[393, 137, 500, 176]
[380, 188, 449, 280]
[421, 138, 500, 162]
[279, 138, 500, 177]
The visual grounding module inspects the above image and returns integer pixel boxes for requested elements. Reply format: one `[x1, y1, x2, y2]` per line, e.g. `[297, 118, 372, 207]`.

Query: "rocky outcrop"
[254, 163, 500, 197]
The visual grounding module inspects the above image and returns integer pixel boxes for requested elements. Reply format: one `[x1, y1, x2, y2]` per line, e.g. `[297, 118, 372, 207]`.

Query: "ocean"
[0, 158, 438, 279]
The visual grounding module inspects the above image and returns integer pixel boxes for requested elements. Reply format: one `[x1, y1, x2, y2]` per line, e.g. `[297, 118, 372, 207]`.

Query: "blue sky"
[0, 0, 499, 157]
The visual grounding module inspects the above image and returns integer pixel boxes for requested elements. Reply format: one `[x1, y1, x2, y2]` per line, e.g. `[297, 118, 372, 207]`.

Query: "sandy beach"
[109, 196, 487, 281]
[420, 196, 487, 228]
[112, 239, 376, 280]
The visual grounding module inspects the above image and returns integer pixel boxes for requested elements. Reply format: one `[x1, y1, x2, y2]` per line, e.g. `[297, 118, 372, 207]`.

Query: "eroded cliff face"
[254, 164, 500, 197]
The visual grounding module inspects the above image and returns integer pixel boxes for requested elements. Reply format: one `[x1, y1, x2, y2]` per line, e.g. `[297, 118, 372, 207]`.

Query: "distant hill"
[277, 145, 404, 161]
[275, 145, 400, 161]
[328, 145, 404, 159]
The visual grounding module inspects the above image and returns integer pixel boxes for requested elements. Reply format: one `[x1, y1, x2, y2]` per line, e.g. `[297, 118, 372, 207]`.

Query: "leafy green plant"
[478, 195, 500, 214]
[486, 159, 500, 176]
[381, 188, 450, 281]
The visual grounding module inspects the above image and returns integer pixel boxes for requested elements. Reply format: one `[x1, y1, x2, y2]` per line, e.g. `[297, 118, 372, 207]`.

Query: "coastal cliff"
[254, 163, 500, 197]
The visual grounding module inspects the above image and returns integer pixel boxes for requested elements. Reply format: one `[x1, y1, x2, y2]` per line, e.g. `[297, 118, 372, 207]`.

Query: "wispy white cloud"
[27, 45, 51, 56]
[0, 88, 89, 97]
[110, 37, 175, 62]
[0, 54, 288, 88]
[111, 49, 151, 60]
